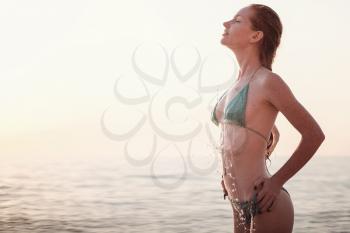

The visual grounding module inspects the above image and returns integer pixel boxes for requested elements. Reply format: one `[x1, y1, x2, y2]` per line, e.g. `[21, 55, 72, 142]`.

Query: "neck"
[232, 46, 262, 81]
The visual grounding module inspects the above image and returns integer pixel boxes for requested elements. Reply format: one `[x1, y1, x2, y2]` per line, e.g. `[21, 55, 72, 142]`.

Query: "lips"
[222, 31, 229, 36]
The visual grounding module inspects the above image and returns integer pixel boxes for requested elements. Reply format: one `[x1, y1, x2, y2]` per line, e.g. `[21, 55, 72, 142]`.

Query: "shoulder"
[259, 70, 325, 139]
[255, 67, 287, 89]
[257, 68, 325, 139]
[260, 70, 297, 112]
[261, 70, 290, 92]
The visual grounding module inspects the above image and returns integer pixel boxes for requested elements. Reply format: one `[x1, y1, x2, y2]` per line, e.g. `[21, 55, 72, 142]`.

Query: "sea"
[0, 155, 349, 233]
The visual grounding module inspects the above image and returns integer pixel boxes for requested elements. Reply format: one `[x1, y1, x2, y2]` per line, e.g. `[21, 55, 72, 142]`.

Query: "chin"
[220, 37, 227, 45]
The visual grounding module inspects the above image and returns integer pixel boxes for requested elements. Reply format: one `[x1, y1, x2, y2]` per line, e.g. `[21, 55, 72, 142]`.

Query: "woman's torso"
[213, 68, 278, 202]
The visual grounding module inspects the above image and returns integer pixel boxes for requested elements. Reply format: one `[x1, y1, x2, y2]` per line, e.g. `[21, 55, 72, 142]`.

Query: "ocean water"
[0, 155, 349, 233]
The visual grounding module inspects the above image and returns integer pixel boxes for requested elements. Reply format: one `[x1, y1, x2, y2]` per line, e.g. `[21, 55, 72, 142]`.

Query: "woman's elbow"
[314, 124, 326, 142]
[318, 131, 326, 142]
[303, 127, 325, 144]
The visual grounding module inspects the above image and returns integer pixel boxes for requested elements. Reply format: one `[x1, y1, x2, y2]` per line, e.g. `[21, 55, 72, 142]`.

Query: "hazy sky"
[1, 0, 349, 160]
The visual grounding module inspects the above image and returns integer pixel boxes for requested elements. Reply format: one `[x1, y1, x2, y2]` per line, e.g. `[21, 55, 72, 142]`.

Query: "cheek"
[228, 26, 250, 41]
[229, 26, 245, 36]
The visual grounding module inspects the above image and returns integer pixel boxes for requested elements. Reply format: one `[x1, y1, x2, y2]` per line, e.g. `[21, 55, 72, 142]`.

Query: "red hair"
[248, 4, 283, 71]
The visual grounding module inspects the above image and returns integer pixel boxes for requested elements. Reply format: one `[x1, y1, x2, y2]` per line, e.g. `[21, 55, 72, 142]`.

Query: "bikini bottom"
[229, 187, 290, 226]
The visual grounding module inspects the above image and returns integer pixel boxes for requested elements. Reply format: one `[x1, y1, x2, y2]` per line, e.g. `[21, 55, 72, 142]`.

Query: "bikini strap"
[247, 66, 262, 85]
[245, 126, 269, 144]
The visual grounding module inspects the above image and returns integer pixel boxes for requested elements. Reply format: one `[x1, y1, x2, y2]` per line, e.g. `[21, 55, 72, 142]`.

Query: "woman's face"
[221, 6, 259, 49]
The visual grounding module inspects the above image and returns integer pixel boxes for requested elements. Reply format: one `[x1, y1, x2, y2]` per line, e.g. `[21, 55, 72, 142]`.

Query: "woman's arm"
[264, 73, 325, 187]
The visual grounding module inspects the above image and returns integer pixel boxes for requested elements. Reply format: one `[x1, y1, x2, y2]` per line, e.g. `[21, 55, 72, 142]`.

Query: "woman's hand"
[254, 176, 282, 213]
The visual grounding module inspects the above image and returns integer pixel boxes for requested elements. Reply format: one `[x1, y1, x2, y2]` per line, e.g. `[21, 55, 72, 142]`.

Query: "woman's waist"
[223, 169, 270, 186]
[223, 171, 271, 201]
[222, 150, 268, 172]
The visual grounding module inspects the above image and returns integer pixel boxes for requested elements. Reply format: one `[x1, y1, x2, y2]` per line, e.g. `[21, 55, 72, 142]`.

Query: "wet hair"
[248, 4, 283, 71]
[266, 133, 274, 162]
[265, 127, 279, 166]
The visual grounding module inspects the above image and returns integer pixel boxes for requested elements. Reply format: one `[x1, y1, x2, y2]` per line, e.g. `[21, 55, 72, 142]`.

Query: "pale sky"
[1, 0, 349, 160]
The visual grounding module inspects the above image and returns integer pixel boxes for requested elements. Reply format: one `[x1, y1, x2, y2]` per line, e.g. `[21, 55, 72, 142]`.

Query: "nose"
[223, 21, 229, 28]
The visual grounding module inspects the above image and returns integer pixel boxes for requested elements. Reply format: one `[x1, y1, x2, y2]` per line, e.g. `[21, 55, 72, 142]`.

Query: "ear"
[250, 30, 264, 43]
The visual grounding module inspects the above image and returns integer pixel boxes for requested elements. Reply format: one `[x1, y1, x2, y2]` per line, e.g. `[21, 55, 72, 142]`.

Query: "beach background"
[1, 0, 349, 232]
[1, 155, 349, 233]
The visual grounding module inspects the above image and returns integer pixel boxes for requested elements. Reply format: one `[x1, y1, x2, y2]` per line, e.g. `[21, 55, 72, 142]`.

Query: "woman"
[212, 4, 325, 233]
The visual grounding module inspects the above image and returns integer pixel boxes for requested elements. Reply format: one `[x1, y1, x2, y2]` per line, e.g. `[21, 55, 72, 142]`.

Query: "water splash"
[208, 120, 259, 232]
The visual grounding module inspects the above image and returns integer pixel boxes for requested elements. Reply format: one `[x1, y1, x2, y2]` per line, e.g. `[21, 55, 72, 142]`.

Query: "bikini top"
[210, 68, 270, 144]
[211, 83, 249, 127]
